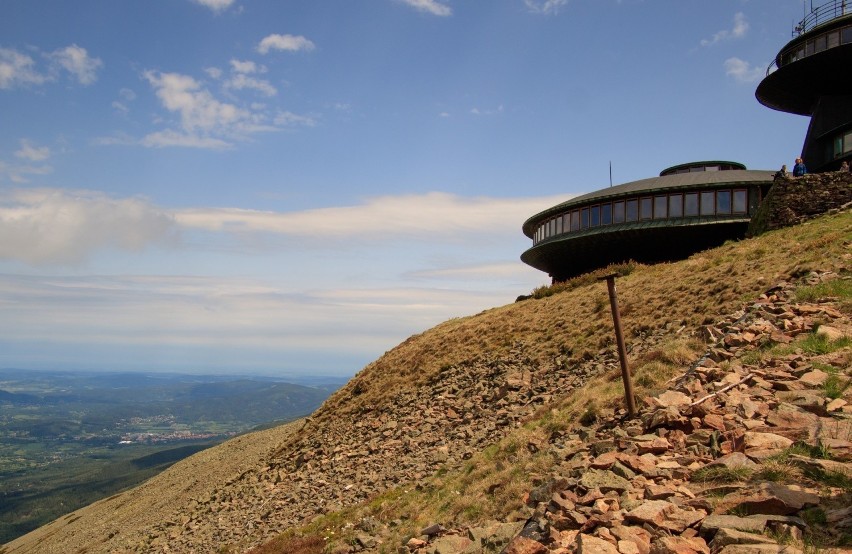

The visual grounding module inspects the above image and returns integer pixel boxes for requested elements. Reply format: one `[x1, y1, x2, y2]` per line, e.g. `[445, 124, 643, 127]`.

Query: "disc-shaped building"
[756, 0, 852, 172]
[520, 162, 774, 282]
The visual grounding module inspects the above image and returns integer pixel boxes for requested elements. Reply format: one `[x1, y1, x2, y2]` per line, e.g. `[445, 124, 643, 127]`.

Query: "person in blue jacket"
[793, 157, 807, 177]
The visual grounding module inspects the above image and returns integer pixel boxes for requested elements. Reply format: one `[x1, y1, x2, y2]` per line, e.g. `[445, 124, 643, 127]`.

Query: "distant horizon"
[1, 1, 809, 375]
[0, 366, 351, 385]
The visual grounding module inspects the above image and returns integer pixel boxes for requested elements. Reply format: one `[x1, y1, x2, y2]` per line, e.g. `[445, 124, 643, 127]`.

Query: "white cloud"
[190, 0, 235, 12]
[701, 12, 749, 46]
[470, 104, 504, 116]
[396, 0, 452, 16]
[0, 188, 177, 265]
[274, 110, 316, 127]
[524, 0, 569, 15]
[15, 139, 50, 162]
[204, 66, 223, 79]
[142, 70, 278, 148]
[173, 191, 569, 240]
[140, 129, 232, 149]
[724, 57, 764, 83]
[0, 47, 49, 89]
[47, 44, 102, 85]
[257, 34, 316, 54]
[225, 73, 277, 97]
[229, 59, 264, 74]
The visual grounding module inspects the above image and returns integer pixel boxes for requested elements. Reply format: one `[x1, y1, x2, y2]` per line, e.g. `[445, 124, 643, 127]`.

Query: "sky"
[0, 0, 812, 378]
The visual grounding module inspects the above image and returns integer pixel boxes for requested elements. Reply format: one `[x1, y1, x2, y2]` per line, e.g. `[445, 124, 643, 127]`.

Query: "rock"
[579, 470, 632, 494]
[700, 514, 805, 538]
[611, 525, 652, 554]
[743, 432, 793, 451]
[816, 325, 845, 341]
[504, 535, 549, 554]
[705, 452, 758, 471]
[624, 500, 675, 527]
[652, 391, 692, 408]
[635, 436, 672, 455]
[721, 482, 819, 516]
[428, 534, 471, 553]
[575, 533, 620, 554]
[797, 369, 828, 387]
[420, 523, 445, 536]
[711, 528, 780, 550]
[715, 545, 802, 554]
[651, 536, 709, 554]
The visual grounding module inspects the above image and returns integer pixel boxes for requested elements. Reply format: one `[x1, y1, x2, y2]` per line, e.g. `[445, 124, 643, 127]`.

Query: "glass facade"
[532, 188, 751, 245]
[778, 20, 852, 68]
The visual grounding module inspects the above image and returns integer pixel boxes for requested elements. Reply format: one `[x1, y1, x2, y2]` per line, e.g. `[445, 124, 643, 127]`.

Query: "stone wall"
[747, 170, 852, 236]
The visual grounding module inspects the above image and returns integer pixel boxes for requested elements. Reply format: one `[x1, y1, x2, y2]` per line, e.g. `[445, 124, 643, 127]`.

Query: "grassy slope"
[256, 210, 852, 552]
[5, 210, 850, 554]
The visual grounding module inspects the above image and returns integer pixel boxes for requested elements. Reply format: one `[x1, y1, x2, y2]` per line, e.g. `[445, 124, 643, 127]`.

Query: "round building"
[756, 0, 852, 172]
[520, 161, 774, 282]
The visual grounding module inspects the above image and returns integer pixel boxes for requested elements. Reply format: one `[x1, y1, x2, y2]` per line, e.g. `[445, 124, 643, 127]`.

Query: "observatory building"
[520, 162, 774, 282]
[756, 0, 852, 172]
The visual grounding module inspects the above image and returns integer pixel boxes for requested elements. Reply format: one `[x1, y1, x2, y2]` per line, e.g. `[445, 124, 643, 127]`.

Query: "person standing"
[793, 157, 807, 177]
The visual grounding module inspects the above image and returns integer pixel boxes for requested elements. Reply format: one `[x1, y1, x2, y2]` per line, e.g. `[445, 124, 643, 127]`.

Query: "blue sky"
[1, 0, 810, 377]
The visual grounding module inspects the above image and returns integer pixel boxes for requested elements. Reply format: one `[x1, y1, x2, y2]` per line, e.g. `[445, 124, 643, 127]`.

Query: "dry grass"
[254, 211, 852, 554]
[245, 534, 325, 554]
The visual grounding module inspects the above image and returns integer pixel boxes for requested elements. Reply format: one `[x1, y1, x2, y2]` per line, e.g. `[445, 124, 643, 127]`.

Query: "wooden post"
[599, 273, 637, 418]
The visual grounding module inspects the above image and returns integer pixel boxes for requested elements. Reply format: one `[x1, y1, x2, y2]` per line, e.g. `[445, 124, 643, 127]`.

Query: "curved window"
[601, 203, 612, 225]
[669, 194, 683, 218]
[590, 206, 600, 227]
[777, 22, 852, 70]
[700, 192, 715, 216]
[640, 197, 653, 220]
[613, 201, 625, 223]
[531, 187, 757, 245]
[626, 199, 638, 222]
[653, 196, 667, 219]
[716, 191, 732, 214]
[733, 190, 748, 213]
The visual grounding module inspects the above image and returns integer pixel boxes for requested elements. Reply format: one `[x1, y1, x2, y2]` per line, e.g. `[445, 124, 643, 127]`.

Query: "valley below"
[0, 370, 341, 543]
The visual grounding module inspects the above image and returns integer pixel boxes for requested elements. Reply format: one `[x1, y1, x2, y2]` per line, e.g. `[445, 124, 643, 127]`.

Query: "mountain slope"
[4, 204, 851, 554]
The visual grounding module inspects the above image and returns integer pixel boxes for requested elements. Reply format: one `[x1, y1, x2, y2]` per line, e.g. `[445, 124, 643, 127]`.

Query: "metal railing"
[794, 0, 850, 36]
[765, 0, 852, 75]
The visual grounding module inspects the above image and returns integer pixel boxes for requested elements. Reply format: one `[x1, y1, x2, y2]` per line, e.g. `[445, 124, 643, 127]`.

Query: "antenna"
[609, 161, 613, 187]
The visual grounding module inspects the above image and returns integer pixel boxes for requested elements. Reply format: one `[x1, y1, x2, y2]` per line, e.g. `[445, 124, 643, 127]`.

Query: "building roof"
[522, 168, 774, 237]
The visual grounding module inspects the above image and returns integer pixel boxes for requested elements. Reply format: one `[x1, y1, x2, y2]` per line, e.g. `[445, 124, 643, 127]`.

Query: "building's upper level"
[522, 162, 771, 245]
[757, 0, 852, 115]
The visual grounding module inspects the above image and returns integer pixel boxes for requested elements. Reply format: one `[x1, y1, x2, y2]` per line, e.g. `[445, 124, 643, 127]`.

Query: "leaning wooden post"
[599, 273, 637, 418]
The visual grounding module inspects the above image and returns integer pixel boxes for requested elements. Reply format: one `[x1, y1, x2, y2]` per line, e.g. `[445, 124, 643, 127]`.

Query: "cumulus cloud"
[524, 0, 569, 15]
[224, 61, 276, 96]
[0, 188, 177, 265]
[0, 140, 52, 183]
[173, 191, 569, 240]
[396, 0, 452, 16]
[15, 139, 50, 162]
[257, 34, 316, 54]
[204, 66, 223, 79]
[701, 12, 749, 46]
[47, 44, 102, 85]
[1, 45, 102, 89]
[141, 70, 276, 148]
[0, 47, 49, 89]
[724, 57, 764, 83]
[190, 0, 235, 12]
[274, 110, 316, 127]
[230, 59, 264, 74]
[112, 89, 137, 114]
